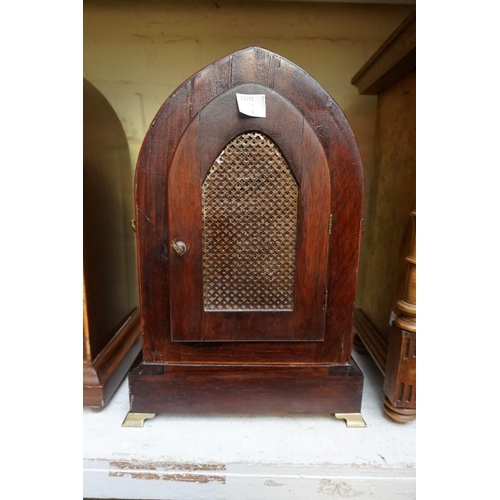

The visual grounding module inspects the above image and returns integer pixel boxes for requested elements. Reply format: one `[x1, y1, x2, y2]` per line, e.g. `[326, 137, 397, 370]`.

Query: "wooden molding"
[83, 308, 142, 407]
[351, 9, 415, 95]
[354, 308, 387, 373]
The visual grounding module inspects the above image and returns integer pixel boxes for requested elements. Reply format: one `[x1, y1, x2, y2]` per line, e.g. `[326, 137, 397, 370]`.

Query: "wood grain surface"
[131, 47, 364, 414]
[135, 46, 364, 364]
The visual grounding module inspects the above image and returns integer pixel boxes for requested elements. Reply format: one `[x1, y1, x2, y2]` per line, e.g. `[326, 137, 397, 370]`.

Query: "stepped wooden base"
[128, 360, 364, 415]
[383, 397, 416, 423]
[83, 309, 142, 407]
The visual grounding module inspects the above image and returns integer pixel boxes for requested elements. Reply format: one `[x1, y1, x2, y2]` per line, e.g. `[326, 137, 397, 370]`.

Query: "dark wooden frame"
[129, 47, 365, 414]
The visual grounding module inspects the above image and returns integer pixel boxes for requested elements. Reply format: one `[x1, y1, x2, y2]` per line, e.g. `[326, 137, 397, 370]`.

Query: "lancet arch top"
[135, 46, 364, 363]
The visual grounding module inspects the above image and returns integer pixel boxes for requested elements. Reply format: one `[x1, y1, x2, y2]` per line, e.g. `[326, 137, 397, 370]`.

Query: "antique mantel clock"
[83, 78, 141, 408]
[123, 47, 366, 427]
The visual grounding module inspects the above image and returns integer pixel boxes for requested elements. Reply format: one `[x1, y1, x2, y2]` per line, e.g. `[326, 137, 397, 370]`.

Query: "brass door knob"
[172, 240, 187, 256]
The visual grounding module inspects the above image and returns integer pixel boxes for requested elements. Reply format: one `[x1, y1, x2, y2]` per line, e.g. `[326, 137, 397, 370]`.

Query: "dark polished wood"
[129, 360, 363, 415]
[83, 78, 141, 407]
[130, 47, 364, 415]
[168, 84, 331, 342]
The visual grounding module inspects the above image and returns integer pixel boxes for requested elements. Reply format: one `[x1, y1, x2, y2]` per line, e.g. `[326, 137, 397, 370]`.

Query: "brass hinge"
[323, 288, 329, 310]
[328, 214, 333, 234]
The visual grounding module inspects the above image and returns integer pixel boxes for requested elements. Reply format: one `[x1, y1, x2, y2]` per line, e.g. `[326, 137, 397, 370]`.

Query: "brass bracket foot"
[334, 413, 367, 428]
[121, 412, 156, 428]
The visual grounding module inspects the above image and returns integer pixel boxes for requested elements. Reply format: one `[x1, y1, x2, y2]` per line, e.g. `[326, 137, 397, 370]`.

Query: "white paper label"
[236, 93, 266, 118]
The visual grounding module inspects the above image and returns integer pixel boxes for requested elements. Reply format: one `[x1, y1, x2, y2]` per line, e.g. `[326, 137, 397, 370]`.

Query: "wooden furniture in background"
[83, 78, 141, 407]
[384, 211, 416, 423]
[351, 10, 416, 422]
[127, 46, 365, 421]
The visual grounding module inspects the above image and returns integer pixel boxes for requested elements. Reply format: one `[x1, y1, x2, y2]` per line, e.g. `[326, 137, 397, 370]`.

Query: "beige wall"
[84, 0, 411, 177]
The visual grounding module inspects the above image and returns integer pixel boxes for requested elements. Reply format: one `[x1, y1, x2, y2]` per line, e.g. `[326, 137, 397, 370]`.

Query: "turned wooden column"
[383, 211, 416, 423]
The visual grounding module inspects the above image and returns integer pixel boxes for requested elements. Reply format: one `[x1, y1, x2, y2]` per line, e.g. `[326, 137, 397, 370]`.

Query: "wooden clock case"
[128, 47, 365, 416]
[83, 79, 141, 407]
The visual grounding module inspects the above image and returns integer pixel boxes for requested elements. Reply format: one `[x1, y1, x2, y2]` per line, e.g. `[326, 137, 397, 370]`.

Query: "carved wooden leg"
[383, 211, 416, 422]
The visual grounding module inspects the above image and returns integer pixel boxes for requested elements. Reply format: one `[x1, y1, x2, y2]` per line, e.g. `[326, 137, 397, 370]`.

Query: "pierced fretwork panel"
[202, 132, 298, 311]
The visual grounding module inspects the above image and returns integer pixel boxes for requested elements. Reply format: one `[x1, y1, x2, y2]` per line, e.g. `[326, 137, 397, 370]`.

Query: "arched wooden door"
[168, 83, 331, 342]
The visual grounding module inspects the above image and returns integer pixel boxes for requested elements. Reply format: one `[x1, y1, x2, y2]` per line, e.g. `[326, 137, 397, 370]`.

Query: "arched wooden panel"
[136, 47, 363, 363]
[167, 84, 330, 342]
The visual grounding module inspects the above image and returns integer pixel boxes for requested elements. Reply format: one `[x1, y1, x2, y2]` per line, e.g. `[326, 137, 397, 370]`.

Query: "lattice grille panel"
[202, 132, 298, 310]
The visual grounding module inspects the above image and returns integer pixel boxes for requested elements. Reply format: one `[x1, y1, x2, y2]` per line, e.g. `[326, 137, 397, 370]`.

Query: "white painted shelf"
[83, 352, 416, 499]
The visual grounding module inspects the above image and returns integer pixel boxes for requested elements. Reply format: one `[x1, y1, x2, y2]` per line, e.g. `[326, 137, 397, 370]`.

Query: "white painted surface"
[83, 352, 416, 499]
